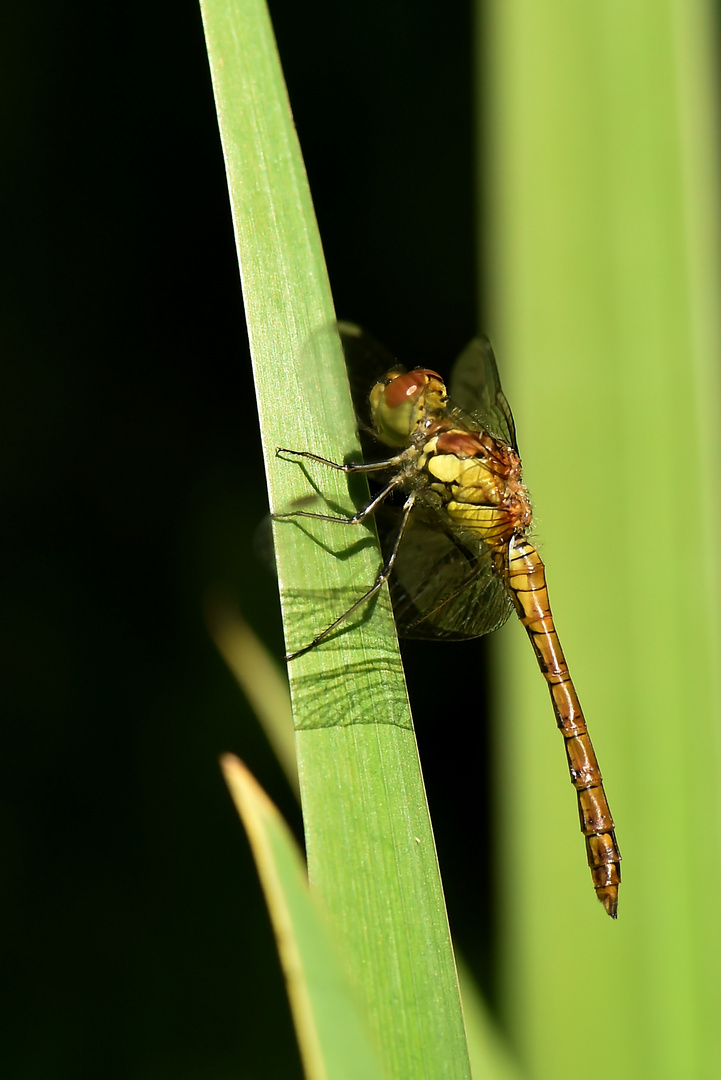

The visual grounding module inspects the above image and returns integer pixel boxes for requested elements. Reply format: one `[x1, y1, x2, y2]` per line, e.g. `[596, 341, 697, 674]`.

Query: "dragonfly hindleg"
[284, 491, 417, 660]
[274, 474, 402, 528]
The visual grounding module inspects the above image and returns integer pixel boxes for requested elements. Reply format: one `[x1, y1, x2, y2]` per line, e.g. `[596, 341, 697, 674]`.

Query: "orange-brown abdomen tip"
[597, 885, 618, 919]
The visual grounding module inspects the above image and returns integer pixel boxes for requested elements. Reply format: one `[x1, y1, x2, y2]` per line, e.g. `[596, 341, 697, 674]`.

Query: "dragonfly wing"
[449, 337, 518, 450]
[385, 506, 514, 640]
[338, 322, 405, 438]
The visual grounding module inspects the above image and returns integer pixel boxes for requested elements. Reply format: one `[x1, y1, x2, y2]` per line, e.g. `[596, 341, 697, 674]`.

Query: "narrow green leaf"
[482, 1, 721, 1075]
[221, 756, 386, 1080]
[199, 1, 471, 1075]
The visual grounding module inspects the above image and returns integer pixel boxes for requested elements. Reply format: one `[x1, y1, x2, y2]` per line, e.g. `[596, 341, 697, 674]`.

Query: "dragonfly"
[276, 329, 621, 917]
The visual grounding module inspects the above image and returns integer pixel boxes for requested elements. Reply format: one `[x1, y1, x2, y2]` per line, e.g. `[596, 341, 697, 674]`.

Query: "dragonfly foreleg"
[275, 446, 407, 474]
[285, 490, 417, 661]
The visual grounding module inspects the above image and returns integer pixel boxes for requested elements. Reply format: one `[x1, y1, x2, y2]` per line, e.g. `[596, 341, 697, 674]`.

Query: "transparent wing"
[448, 337, 518, 450]
[338, 322, 403, 438]
[338, 325, 518, 449]
[382, 505, 514, 641]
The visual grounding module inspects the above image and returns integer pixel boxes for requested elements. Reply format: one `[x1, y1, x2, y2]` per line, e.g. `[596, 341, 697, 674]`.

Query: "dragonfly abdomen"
[507, 537, 621, 917]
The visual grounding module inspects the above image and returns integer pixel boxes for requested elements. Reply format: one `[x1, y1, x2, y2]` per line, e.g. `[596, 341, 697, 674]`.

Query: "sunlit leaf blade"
[482, 1, 721, 1075]
[199, 1, 472, 1075]
[221, 756, 386, 1080]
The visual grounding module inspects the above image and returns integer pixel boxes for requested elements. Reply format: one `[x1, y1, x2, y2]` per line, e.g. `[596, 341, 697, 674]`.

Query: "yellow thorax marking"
[427, 453, 463, 484]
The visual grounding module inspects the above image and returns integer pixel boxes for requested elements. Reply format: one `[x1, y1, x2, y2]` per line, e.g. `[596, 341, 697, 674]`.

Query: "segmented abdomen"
[507, 537, 621, 917]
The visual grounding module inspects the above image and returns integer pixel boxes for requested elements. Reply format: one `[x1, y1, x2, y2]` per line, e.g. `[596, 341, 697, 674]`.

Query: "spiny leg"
[285, 491, 417, 660]
[275, 446, 407, 474]
[274, 474, 403, 527]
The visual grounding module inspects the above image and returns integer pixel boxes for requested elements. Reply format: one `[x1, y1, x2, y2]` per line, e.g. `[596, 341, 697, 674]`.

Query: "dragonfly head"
[369, 368, 448, 447]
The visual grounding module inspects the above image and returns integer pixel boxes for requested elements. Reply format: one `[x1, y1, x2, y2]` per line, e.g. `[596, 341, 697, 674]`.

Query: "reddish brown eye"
[383, 368, 442, 410]
[384, 372, 424, 410]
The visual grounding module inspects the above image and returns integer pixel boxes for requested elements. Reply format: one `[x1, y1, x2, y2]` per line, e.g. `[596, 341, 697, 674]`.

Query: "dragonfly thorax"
[420, 429, 533, 547]
[369, 368, 447, 448]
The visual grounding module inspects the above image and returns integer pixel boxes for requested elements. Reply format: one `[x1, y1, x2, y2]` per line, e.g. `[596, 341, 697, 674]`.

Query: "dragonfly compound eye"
[370, 369, 448, 448]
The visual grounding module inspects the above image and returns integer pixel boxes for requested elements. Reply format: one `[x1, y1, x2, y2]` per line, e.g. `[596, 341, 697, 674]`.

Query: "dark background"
[4, 1, 496, 1075]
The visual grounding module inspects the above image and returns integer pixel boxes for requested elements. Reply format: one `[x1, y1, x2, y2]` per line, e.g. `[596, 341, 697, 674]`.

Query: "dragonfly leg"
[274, 475, 403, 527]
[285, 491, 417, 660]
[275, 446, 408, 474]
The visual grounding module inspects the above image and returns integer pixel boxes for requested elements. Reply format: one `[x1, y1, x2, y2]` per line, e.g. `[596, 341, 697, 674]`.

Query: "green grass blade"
[199, 1, 472, 1075]
[482, 1, 721, 1075]
[221, 755, 386, 1080]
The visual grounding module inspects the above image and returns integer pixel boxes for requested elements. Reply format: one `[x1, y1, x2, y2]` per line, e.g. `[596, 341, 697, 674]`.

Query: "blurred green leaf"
[221, 755, 386, 1079]
[207, 596, 299, 796]
[483, 1, 721, 1075]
